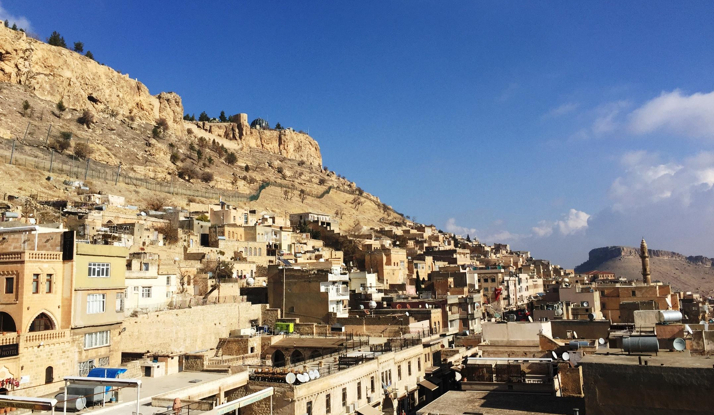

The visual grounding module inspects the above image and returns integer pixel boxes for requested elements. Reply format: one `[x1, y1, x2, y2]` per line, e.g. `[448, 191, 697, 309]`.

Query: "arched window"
[290, 350, 305, 365]
[29, 312, 55, 332]
[45, 366, 53, 384]
[272, 350, 286, 367]
[258, 248, 262, 256]
[0, 312, 16, 333]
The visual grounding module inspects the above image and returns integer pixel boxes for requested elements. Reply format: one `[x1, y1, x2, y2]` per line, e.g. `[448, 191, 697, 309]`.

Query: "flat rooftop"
[580, 348, 710, 368]
[416, 391, 584, 415]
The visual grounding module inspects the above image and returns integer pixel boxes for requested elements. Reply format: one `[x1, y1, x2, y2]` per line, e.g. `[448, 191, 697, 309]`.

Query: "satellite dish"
[527, 316, 533, 323]
[405, 311, 410, 317]
[551, 351, 558, 360]
[673, 338, 686, 351]
[309, 370, 317, 380]
[455, 372, 462, 381]
[315, 370, 321, 379]
[286, 373, 296, 384]
[262, 281, 268, 287]
[598, 338, 606, 345]
[554, 308, 564, 317]
[665, 297, 672, 309]
[360, 305, 365, 310]
[588, 313, 595, 321]
[685, 324, 694, 335]
[369, 301, 377, 309]
[246, 277, 255, 286]
[562, 352, 570, 361]
[582, 301, 589, 307]
[299, 373, 309, 383]
[573, 331, 578, 339]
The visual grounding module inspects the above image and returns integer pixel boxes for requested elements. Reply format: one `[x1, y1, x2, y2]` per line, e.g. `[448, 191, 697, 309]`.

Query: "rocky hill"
[575, 246, 714, 295]
[0, 27, 321, 165]
[0, 25, 403, 231]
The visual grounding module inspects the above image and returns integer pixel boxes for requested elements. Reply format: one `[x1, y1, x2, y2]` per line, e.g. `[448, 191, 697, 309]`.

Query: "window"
[357, 381, 362, 400]
[84, 330, 110, 349]
[142, 263, 149, 271]
[88, 263, 110, 278]
[341, 387, 347, 407]
[87, 294, 106, 314]
[491, 277, 496, 283]
[166, 276, 171, 286]
[32, 274, 40, 294]
[632, 290, 637, 297]
[398, 365, 402, 381]
[45, 274, 53, 293]
[325, 394, 331, 413]
[408, 361, 412, 376]
[418, 357, 421, 371]
[370, 376, 375, 393]
[4, 277, 13, 294]
[602, 302, 606, 310]
[116, 293, 125, 313]
[306, 401, 312, 415]
[133, 286, 139, 293]
[141, 287, 152, 298]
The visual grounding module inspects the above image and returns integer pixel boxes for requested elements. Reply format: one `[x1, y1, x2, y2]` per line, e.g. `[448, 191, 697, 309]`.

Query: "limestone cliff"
[191, 115, 322, 166]
[575, 246, 714, 294]
[0, 26, 185, 137]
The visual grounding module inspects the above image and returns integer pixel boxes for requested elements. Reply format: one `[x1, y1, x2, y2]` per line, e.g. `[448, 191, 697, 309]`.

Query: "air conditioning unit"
[346, 404, 355, 413]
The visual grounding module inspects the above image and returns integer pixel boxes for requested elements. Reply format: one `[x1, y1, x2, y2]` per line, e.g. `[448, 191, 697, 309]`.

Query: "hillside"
[0, 26, 404, 231]
[575, 246, 714, 295]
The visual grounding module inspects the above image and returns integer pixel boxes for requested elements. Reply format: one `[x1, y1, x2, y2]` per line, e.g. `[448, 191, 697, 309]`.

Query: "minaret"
[640, 238, 651, 284]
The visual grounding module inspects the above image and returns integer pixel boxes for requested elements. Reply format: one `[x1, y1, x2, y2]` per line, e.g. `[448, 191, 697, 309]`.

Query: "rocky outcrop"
[192, 115, 322, 166]
[576, 246, 714, 272]
[0, 27, 185, 137]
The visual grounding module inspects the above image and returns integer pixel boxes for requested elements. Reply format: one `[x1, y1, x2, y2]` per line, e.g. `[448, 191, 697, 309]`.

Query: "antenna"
[665, 297, 672, 309]
[561, 352, 570, 361]
[673, 338, 686, 351]
[685, 324, 694, 335]
[286, 373, 296, 384]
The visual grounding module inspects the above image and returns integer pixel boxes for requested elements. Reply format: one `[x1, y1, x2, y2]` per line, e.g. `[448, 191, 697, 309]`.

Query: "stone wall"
[121, 302, 264, 354]
[191, 117, 322, 166]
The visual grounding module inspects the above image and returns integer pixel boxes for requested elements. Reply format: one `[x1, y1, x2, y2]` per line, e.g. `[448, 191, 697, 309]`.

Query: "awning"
[87, 368, 127, 378]
[356, 404, 382, 415]
[419, 379, 439, 391]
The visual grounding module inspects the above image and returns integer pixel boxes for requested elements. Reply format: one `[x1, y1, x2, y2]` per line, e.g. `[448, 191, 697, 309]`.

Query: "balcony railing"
[23, 329, 70, 345]
[0, 251, 62, 262]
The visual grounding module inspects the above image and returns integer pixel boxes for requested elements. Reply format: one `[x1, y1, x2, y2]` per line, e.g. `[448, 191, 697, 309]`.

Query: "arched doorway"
[308, 350, 322, 360]
[45, 366, 53, 384]
[29, 313, 55, 332]
[0, 312, 16, 333]
[290, 350, 304, 365]
[272, 350, 286, 367]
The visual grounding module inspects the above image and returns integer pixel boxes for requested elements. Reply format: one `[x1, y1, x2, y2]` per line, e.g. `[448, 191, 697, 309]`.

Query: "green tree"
[47, 31, 67, 48]
[225, 152, 237, 165]
[85, 51, 94, 60]
[183, 113, 191, 121]
[189, 114, 196, 121]
[466, 234, 471, 242]
[219, 111, 227, 122]
[4, 20, 8, 27]
[198, 111, 210, 122]
[196, 149, 203, 161]
[275, 122, 283, 130]
[11, 23, 17, 31]
[73, 42, 84, 53]
[56, 100, 66, 113]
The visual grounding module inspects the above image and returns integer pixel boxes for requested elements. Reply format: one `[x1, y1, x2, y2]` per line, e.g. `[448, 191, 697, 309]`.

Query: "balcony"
[0, 251, 62, 262]
[23, 329, 70, 346]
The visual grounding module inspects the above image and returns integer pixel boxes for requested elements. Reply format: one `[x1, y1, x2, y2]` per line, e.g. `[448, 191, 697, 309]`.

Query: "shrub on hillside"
[178, 164, 198, 181]
[200, 171, 214, 183]
[77, 110, 95, 127]
[73, 142, 92, 159]
[49, 138, 70, 153]
[170, 152, 179, 164]
[225, 152, 237, 165]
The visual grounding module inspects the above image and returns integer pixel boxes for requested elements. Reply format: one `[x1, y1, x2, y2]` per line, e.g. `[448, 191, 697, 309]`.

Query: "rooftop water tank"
[657, 310, 683, 324]
[623, 336, 659, 354]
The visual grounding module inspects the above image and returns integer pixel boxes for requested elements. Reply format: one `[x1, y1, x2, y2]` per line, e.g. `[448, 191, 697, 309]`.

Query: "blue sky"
[4, 1, 714, 266]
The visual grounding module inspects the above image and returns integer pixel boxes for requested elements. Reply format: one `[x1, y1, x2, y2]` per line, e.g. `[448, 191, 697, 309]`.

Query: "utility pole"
[115, 163, 122, 185]
[9, 140, 15, 165]
[22, 123, 30, 142]
[45, 124, 52, 145]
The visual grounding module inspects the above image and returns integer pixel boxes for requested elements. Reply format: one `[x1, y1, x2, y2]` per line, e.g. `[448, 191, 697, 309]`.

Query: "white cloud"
[531, 209, 590, 238]
[608, 150, 714, 210]
[592, 100, 630, 135]
[628, 89, 714, 139]
[544, 102, 579, 119]
[445, 218, 477, 238]
[0, 2, 32, 33]
[483, 230, 523, 242]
